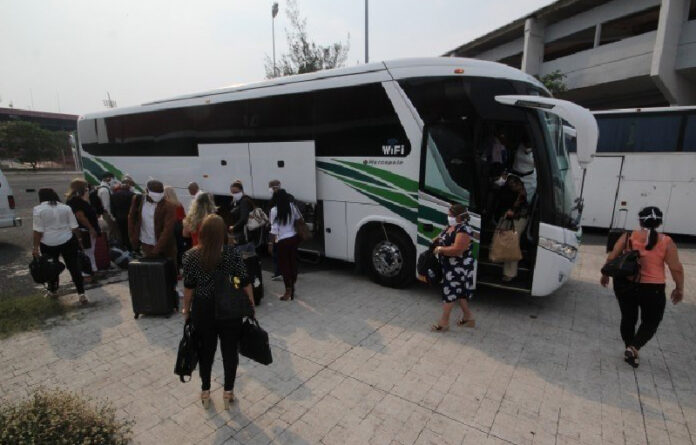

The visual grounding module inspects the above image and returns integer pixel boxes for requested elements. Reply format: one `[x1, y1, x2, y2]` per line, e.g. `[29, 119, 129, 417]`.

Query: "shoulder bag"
[488, 219, 522, 263]
[601, 232, 640, 279]
[292, 204, 312, 241]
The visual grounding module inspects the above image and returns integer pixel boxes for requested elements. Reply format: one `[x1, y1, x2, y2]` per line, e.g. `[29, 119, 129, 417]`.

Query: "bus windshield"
[539, 111, 578, 228]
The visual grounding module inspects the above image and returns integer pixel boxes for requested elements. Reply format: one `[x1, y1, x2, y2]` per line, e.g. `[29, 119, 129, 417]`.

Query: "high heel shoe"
[223, 390, 234, 410]
[200, 390, 210, 408]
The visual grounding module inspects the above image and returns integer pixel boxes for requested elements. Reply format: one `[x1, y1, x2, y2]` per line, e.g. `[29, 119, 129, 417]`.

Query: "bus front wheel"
[366, 227, 415, 288]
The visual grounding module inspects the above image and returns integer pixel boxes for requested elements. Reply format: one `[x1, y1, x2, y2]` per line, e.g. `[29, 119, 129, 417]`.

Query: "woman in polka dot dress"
[430, 204, 476, 332]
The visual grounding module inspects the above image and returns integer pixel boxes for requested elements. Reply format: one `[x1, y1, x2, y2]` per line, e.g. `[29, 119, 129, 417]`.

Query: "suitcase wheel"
[134, 313, 139, 319]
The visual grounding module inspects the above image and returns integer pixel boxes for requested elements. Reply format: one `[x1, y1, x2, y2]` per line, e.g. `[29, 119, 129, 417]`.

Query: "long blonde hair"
[66, 178, 88, 200]
[197, 214, 226, 271]
[184, 192, 217, 232]
[163, 186, 180, 206]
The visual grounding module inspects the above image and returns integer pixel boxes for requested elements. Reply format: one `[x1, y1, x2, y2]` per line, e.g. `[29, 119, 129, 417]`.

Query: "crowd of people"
[31, 174, 304, 308]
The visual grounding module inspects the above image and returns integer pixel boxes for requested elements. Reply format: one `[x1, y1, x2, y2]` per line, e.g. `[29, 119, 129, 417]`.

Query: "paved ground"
[0, 234, 694, 445]
[1, 171, 695, 444]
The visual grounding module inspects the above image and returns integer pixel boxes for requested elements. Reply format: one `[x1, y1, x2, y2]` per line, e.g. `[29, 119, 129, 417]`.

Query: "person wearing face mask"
[511, 136, 537, 203]
[489, 163, 528, 282]
[97, 172, 122, 246]
[430, 204, 476, 332]
[66, 178, 100, 284]
[228, 180, 254, 245]
[128, 179, 178, 268]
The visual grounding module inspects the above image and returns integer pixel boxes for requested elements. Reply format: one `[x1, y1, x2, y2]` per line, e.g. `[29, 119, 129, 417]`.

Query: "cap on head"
[268, 179, 281, 189]
[146, 179, 164, 193]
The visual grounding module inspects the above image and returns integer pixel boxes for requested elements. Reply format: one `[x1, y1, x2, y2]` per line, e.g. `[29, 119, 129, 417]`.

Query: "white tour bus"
[570, 106, 696, 236]
[77, 58, 597, 296]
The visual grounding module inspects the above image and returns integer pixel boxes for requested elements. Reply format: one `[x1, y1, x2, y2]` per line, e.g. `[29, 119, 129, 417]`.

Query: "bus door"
[494, 96, 598, 296]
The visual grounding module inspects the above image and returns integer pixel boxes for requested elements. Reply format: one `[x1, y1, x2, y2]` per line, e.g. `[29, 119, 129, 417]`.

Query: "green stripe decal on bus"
[316, 161, 392, 189]
[334, 160, 418, 192]
[82, 156, 144, 192]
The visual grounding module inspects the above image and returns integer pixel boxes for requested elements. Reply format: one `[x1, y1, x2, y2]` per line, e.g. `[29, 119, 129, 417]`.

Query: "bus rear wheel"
[366, 227, 415, 288]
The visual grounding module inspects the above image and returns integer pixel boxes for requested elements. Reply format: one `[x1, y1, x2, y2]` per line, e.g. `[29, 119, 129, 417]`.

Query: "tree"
[265, 0, 350, 79]
[537, 70, 567, 95]
[0, 121, 65, 170]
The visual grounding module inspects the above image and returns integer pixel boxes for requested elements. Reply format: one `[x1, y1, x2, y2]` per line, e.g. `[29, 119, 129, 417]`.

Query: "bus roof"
[594, 106, 696, 115]
[80, 57, 546, 121]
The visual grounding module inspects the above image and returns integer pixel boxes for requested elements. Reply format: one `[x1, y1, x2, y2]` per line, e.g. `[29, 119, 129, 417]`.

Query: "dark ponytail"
[638, 207, 663, 251]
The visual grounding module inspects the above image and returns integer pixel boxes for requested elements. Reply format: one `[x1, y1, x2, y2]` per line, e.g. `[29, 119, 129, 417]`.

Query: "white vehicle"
[0, 168, 21, 228]
[77, 58, 597, 296]
[570, 106, 696, 236]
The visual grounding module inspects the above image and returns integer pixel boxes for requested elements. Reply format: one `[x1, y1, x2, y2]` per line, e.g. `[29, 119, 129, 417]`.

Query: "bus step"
[298, 248, 322, 265]
[477, 280, 531, 293]
[477, 261, 531, 273]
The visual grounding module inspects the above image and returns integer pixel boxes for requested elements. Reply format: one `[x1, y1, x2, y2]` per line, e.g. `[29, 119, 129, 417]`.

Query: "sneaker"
[44, 289, 59, 298]
[78, 294, 89, 305]
[271, 274, 283, 282]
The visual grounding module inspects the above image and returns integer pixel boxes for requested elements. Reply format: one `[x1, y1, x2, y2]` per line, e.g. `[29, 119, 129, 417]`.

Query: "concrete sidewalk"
[0, 240, 694, 444]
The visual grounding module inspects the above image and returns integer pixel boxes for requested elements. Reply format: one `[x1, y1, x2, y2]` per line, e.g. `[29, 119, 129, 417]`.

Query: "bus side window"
[422, 123, 476, 209]
[682, 114, 696, 152]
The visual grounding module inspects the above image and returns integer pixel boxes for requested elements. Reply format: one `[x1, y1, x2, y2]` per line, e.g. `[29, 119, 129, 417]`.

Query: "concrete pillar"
[651, 0, 696, 105]
[521, 17, 545, 76]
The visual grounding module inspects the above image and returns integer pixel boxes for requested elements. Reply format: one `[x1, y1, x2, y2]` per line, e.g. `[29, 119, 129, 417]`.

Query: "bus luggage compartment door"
[198, 143, 253, 196]
[249, 141, 317, 203]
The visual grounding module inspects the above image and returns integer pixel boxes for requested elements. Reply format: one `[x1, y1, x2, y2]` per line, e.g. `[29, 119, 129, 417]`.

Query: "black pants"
[115, 217, 130, 251]
[40, 236, 85, 294]
[194, 305, 243, 391]
[615, 282, 666, 350]
[277, 235, 300, 290]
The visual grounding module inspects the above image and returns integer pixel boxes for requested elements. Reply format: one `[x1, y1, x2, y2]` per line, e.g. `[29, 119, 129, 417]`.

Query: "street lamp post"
[365, 0, 369, 63]
[272, 2, 279, 77]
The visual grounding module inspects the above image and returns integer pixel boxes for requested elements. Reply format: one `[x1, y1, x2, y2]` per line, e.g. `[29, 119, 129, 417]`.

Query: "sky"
[0, 0, 554, 116]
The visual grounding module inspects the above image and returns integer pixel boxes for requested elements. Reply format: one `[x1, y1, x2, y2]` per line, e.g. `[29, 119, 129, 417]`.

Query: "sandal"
[457, 318, 476, 328]
[624, 347, 639, 368]
[430, 324, 449, 332]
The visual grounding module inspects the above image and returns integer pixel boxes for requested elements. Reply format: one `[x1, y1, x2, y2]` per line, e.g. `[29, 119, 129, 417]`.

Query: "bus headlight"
[539, 237, 578, 261]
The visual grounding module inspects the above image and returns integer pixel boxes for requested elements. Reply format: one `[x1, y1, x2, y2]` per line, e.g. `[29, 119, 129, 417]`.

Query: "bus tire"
[366, 227, 415, 288]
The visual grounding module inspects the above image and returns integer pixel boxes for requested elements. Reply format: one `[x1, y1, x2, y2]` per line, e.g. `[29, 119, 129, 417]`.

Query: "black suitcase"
[128, 258, 177, 318]
[242, 253, 264, 306]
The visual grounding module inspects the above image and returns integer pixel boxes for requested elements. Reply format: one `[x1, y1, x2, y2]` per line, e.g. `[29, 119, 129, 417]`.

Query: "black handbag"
[417, 248, 442, 285]
[601, 233, 640, 279]
[174, 319, 199, 383]
[213, 268, 252, 321]
[29, 255, 66, 284]
[239, 317, 273, 365]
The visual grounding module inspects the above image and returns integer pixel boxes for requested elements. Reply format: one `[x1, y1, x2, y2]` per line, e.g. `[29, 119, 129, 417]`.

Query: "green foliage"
[0, 121, 68, 169]
[536, 70, 567, 95]
[0, 293, 67, 339]
[0, 389, 133, 445]
[265, 0, 350, 78]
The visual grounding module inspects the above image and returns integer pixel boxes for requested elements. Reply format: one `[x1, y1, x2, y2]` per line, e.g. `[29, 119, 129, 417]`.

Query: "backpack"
[89, 185, 109, 216]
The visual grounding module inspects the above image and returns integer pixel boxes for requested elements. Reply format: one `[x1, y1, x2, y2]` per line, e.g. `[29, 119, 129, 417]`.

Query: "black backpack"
[29, 255, 66, 285]
[174, 319, 199, 383]
[89, 185, 109, 216]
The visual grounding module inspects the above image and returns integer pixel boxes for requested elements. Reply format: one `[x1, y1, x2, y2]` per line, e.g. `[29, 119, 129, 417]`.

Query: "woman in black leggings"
[32, 188, 87, 304]
[602, 207, 685, 368]
[181, 215, 255, 409]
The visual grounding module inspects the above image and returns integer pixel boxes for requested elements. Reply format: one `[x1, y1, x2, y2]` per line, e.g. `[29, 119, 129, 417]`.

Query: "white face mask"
[148, 190, 164, 203]
[232, 192, 243, 202]
[494, 177, 507, 187]
[447, 216, 457, 227]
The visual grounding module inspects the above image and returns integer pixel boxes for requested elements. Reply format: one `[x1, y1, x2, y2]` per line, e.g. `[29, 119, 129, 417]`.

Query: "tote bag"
[488, 219, 523, 263]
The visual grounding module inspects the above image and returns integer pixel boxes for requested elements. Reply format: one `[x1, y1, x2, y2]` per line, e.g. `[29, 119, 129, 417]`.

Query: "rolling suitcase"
[242, 253, 264, 306]
[606, 208, 628, 252]
[128, 258, 177, 318]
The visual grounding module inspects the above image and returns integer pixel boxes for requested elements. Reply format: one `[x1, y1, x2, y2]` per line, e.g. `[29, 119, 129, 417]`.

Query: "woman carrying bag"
[181, 215, 255, 409]
[601, 206, 685, 368]
[268, 189, 303, 301]
[430, 204, 476, 332]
